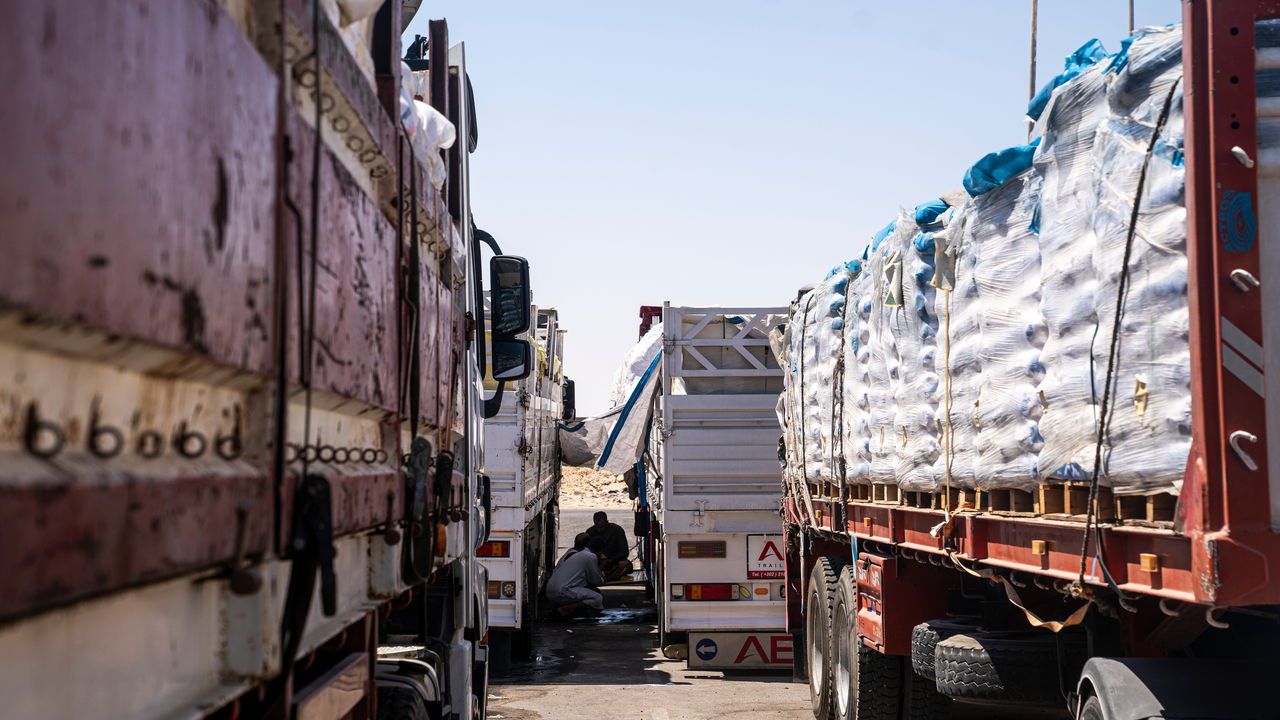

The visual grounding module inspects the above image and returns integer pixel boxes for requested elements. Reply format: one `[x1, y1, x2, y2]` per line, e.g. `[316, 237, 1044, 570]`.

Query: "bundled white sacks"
[1087, 27, 1189, 493]
[1034, 61, 1112, 485]
[925, 172, 1046, 494]
[786, 268, 852, 486]
[779, 26, 1189, 498]
[1035, 26, 1189, 493]
[887, 212, 946, 492]
[931, 210, 982, 489]
[785, 205, 955, 492]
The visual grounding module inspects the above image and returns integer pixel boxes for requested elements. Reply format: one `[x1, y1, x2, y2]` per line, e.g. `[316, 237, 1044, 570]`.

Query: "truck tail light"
[501, 581, 517, 597]
[678, 541, 727, 559]
[683, 583, 738, 601]
[671, 584, 684, 599]
[487, 581, 502, 599]
[477, 541, 511, 558]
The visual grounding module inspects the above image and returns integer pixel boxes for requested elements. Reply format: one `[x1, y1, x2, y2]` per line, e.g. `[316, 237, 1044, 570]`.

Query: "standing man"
[547, 536, 605, 617]
[586, 511, 631, 581]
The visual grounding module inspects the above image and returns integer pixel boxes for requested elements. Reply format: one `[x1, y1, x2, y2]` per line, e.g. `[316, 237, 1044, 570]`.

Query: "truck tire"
[903, 665, 951, 719]
[376, 686, 429, 720]
[807, 557, 841, 720]
[513, 608, 534, 661]
[910, 619, 975, 681]
[1078, 694, 1105, 720]
[933, 631, 1068, 705]
[831, 564, 902, 720]
[488, 629, 512, 676]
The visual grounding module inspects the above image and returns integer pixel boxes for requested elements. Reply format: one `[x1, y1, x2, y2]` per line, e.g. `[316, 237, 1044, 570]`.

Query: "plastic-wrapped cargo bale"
[780, 303, 797, 460]
[888, 206, 947, 492]
[932, 206, 982, 489]
[1034, 59, 1112, 483]
[968, 168, 1047, 491]
[795, 271, 851, 487]
[1090, 26, 1189, 495]
[862, 222, 900, 485]
[841, 254, 879, 487]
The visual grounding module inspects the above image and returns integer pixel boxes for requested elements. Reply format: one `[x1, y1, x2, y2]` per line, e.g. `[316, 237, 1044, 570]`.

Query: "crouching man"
[547, 536, 607, 617]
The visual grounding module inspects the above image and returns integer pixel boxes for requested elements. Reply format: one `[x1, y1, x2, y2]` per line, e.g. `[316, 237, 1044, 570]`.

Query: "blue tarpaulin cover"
[871, 219, 897, 250]
[963, 137, 1042, 197]
[913, 199, 950, 225]
[1027, 38, 1109, 121]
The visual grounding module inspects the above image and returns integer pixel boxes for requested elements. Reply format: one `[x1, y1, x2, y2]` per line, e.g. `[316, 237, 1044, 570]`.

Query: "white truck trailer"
[642, 305, 793, 670]
[480, 307, 567, 664]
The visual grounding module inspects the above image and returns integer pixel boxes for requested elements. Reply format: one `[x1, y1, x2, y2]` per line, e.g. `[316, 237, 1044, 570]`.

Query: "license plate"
[687, 632, 794, 669]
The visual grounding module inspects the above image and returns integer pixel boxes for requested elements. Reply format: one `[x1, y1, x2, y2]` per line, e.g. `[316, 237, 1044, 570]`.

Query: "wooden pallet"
[1036, 482, 1115, 522]
[1115, 491, 1177, 526]
[871, 482, 901, 505]
[985, 488, 1036, 515]
[842, 482, 1176, 528]
[847, 483, 872, 502]
[903, 490, 940, 509]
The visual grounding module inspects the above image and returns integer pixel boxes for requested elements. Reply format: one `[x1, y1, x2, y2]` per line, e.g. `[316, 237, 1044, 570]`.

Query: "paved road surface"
[487, 507, 1058, 720]
[486, 507, 810, 720]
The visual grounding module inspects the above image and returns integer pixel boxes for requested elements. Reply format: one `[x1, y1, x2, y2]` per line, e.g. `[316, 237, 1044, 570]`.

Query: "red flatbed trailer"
[785, 3, 1280, 718]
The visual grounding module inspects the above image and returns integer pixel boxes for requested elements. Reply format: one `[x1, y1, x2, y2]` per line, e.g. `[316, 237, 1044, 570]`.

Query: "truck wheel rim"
[807, 589, 824, 698]
[834, 599, 851, 716]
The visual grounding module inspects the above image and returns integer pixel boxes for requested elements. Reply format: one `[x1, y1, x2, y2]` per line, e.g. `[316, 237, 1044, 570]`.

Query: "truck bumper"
[667, 599, 787, 632]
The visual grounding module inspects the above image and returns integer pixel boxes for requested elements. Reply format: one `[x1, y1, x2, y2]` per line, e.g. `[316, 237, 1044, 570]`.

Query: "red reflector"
[685, 583, 736, 601]
[477, 541, 511, 558]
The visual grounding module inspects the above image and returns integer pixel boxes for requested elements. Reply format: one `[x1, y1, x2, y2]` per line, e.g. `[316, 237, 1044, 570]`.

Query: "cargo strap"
[278, 474, 337, 687]
[947, 551, 1091, 633]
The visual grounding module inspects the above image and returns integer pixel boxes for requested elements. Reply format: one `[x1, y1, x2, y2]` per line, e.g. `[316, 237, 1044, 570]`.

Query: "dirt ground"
[559, 466, 632, 508]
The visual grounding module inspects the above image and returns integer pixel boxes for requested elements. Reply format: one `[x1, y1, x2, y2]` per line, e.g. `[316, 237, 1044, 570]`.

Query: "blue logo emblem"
[695, 638, 718, 661]
[1219, 190, 1257, 253]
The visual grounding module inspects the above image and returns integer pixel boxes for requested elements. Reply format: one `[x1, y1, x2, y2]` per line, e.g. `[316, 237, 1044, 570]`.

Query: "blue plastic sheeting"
[1027, 38, 1109, 121]
[1106, 25, 1175, 74]
[871, 219, 897, 250]
[963, 137, 1042, 197]
[913, 233, 935, 254]
[824, 260, 862, 280]
[913, 199, 949, 226]
[596, 350, 662, 467]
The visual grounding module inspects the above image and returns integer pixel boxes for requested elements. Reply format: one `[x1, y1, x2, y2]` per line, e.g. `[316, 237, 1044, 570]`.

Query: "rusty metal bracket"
[227, 502, 263, 596]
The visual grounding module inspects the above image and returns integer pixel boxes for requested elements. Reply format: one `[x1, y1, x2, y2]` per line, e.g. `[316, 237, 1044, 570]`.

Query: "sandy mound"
[560, 466, 631, 507]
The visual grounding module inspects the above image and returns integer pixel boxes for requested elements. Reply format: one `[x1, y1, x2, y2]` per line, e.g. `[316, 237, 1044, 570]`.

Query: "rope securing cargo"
[1076, 74, 1184, 606]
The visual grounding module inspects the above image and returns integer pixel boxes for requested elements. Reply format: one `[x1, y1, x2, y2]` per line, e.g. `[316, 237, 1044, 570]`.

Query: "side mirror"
[478, 473, 492, 544]
[483, 254, 532, 418]
[562, 378, 576, 421]
[491, 339, 532, 381]
[490, 255, 531, 337]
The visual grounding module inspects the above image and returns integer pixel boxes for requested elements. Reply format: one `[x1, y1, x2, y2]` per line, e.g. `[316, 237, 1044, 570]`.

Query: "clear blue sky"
[405, 1, 1181, 416]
